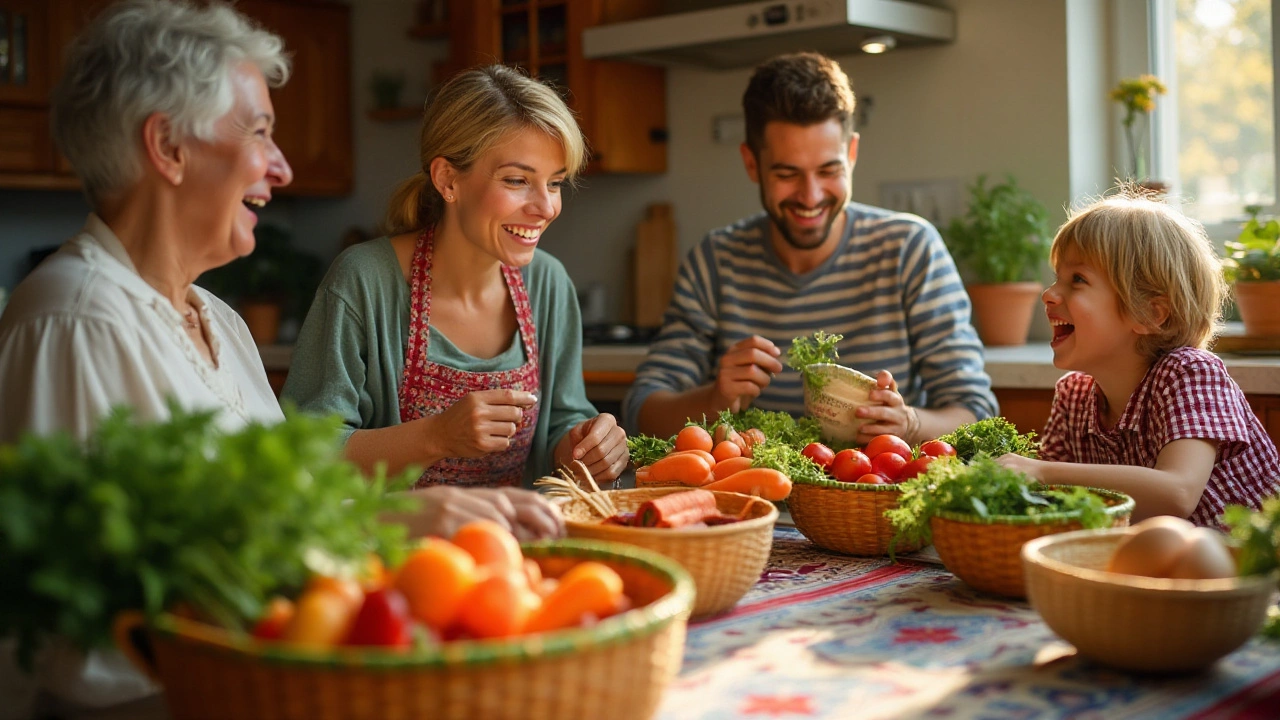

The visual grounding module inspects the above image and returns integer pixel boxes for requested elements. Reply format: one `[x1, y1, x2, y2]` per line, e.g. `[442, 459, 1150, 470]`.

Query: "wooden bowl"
[1023, 528, 1277, 673]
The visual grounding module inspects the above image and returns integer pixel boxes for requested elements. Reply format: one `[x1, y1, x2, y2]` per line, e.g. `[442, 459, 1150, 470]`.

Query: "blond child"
[996, 192, 1279, 527]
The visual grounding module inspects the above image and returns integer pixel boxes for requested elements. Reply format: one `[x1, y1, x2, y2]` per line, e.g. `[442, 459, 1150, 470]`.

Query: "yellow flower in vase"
[1110, 74, 1168, 183]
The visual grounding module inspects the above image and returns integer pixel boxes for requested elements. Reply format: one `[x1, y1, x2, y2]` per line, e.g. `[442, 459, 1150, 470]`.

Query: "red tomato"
[870, 452, 907, 481]
[919, 440, 957, 458]
[345, 588, 413, 648]
[864, 434, 912, 461]
[801, 442, 835, 470]
[251, 597, 294, 641]
[855, 473, 887, 485]
[830, 449, 872, 483]
[898, 455, 935, 481]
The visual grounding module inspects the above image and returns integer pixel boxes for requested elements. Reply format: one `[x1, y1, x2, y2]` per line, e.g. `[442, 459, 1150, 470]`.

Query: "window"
[1152, 0, 1276, 226]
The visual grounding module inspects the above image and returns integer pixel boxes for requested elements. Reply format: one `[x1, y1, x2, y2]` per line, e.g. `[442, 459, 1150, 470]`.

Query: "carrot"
[670, 449, 716, 467]
[711, 440, 742, 463]
[675, 425, 714, 453]
[712, 456, 753, 481]
[703, 468, 792, 501]
[635, 489, 718, 528]
[525, 562, 624, 634]
[645, 452, 714, 486]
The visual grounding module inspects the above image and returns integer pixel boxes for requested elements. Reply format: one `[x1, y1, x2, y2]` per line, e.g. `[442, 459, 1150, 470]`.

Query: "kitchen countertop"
[260, 343, 1280, 395]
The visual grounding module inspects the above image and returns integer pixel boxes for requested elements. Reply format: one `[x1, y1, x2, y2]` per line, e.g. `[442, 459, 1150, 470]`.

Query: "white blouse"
[0, 215, 284, 719]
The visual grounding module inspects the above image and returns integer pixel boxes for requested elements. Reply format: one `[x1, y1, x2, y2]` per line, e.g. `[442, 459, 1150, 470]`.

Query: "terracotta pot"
[966, 282, 1042, 347]
[1234, 281, 1280, 336]
[240, 301, 282, 345]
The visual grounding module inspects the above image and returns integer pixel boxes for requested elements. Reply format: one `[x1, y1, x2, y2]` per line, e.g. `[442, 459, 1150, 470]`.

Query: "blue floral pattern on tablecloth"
[657, 527, 1280, 719]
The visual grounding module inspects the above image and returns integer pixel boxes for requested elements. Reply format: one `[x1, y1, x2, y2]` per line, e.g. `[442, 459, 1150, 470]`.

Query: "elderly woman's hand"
[388, 485, 565, 541]
[854, 370, 922, 445]
[556, 414, 629, 483]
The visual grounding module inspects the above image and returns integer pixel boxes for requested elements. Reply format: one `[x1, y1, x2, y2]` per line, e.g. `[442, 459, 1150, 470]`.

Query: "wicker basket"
[930, 487, 1134, 598]
[788, 478, 922, 556]
[115, 541, 694, 720]
[1023, 528, 1278, 673]
[560, 487, 777, 618]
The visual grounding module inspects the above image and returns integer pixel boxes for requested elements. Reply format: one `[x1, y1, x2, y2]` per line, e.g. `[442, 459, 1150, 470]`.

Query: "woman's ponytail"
[383, 171, 439, 235]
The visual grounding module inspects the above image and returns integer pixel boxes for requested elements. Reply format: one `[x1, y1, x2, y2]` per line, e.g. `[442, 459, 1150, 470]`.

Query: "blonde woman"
[284, 66, 627, 526]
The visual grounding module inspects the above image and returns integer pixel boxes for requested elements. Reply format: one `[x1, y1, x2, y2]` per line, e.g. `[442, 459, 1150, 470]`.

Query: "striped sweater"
[622, 203, 998, 432]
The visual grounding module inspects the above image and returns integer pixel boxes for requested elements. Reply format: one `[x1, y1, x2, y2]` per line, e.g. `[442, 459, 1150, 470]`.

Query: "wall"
[1, 0, 1105, 346]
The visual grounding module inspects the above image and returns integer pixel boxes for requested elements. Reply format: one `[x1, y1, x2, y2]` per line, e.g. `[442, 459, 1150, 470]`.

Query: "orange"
[451, 520, 523, 573]
[525, 561, 624, 634]
[455, 570, 541, 639]
[394, 538, 478, 631]
[283, 589, 356, 649]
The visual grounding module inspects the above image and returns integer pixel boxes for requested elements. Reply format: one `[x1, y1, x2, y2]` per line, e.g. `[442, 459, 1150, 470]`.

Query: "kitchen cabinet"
[0, 0, 353, 196]
[445, 0, 667, 174]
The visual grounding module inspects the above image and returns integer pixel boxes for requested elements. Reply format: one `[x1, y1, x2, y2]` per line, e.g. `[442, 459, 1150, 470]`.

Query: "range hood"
[583, 0, 954, 70]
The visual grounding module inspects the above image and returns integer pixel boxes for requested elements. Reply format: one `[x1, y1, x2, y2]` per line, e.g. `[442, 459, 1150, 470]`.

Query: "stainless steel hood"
[583, 0, 954, 70]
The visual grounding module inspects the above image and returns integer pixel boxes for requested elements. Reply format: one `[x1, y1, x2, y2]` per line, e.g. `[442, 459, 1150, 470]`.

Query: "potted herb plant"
[199, 224, 323, 345]
[944, 174, 1051, 346]
[1225, 205, 1280, 336]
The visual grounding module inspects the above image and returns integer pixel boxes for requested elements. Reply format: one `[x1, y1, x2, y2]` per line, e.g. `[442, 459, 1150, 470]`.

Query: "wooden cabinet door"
[0, 106, 52, 172]
[242, 0, 353, 197]
[0, 0, 50, 105]
[1246, 394, 1280, 449]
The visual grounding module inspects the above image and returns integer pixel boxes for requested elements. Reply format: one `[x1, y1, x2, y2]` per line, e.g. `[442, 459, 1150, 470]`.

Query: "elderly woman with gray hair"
[0, 2, 291, 716]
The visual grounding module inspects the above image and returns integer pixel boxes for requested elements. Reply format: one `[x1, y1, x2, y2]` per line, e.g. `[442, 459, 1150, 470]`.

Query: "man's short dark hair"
[742, 52, 856, 155]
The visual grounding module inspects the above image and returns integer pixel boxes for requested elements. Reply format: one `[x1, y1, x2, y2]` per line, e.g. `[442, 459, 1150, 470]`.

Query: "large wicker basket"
[788, 478, 923, 556]
[931, 487, 1134, 598]
[1023, 528, 1278, 673]
[560, 487, 776, 618]
[115, 541, 694, 720]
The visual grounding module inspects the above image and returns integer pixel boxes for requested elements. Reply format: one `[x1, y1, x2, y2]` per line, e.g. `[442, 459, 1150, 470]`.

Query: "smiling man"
[624, 52, 997, 443]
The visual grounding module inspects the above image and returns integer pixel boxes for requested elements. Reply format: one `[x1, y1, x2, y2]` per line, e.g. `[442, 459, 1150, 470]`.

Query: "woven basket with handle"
[560, 487, 776, 618]
[931, 486, 1134, 598]
[114, 541, 693, 720]
[787, 477, 923, 556]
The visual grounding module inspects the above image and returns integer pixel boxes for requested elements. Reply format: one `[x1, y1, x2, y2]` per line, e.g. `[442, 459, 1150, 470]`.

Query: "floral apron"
[398, 228, 540, 488]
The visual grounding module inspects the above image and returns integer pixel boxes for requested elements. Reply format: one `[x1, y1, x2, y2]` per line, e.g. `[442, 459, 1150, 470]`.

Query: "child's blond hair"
[1050, 189, 1227, 359]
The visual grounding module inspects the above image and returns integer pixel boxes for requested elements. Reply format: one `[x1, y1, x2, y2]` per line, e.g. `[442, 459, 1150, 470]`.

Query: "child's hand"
[995, 452, 1044, 480]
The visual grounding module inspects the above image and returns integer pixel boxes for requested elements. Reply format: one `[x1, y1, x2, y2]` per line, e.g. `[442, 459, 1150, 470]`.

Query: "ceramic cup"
[802, 363, 878, 443]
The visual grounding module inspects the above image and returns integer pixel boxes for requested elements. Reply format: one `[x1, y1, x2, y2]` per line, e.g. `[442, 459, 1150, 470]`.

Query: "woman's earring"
[446, 194, 454, 202]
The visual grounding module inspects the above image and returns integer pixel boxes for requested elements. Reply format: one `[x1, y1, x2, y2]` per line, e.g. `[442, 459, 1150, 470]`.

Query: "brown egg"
[1106, 515, 1196, 578]
[1166, 527, 1237, 580]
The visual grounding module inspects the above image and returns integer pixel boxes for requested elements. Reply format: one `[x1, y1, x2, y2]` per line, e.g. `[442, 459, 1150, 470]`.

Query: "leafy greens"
[0, 403, 417, 668]
[885, 454, 1110, 556]
[936, 417, 1039, 461]
[1222, 496, 1280, 577]
[787, 331, 843, 392]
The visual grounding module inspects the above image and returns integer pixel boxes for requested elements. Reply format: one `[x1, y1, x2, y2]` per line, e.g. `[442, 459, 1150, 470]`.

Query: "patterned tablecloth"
[657, 528, 1280, 720]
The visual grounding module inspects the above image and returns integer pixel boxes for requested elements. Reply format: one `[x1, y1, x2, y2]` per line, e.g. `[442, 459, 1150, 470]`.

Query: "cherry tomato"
[345, 588, 413, 648]
[855, 473, 887, 485]
[801, 442, 835, 470]
[919, 440, 957, 458]
[899, 455, 935, 481]
[830, 449, 872, 483]
[863, 434, 912, 461]
[870, 452, 907, 481]
[251, 597, 294, 641]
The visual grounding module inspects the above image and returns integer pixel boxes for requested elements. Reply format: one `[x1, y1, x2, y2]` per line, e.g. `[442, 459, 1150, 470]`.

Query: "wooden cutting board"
[632, 203, 677, 328]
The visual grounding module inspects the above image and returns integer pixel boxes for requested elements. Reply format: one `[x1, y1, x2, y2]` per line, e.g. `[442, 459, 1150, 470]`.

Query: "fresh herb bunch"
[886, 454, 1110, 554]
[1224, 205, 1280, 283]
[627, 433, 675, 467]
[937, 417, 1039, 461]
[787, 331, 843, 392]
[749, 441, 826, 485]
[0, 403, 416, 668]
[1222, 496, 1280, 576]
[944, 174, 1050, 284]
[709, 408, 822, 449]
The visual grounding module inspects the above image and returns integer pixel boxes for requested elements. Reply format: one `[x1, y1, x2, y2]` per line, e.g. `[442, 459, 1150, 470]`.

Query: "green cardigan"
[281, 238, 597, 485]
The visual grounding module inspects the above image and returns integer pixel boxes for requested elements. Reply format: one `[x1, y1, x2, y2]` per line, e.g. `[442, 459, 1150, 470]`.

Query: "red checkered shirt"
[1039, 347, 1280, 528]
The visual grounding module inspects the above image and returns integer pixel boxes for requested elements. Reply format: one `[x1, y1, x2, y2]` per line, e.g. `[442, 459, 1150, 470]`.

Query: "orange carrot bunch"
[635, 425, 792, 501]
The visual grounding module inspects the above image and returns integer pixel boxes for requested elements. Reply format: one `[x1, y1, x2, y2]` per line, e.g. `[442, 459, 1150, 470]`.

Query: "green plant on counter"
[197, 224, 324, 322]
[886, 454, 1109, 555]
[1224, 205, 1280, 283]
[0, 403, 418, 668]
[787, 330, 843, 392]
[944, 175, 1050, 284]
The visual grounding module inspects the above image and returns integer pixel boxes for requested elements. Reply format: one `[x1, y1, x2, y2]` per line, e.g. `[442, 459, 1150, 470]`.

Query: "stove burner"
[582, 324, 660, 346]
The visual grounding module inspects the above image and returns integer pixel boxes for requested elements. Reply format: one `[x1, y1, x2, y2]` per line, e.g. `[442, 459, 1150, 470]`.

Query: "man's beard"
[762, 188, 841, 251]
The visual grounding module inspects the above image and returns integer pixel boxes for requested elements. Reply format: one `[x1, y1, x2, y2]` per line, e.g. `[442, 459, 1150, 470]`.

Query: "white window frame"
[1148, 0, 1280, 239]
